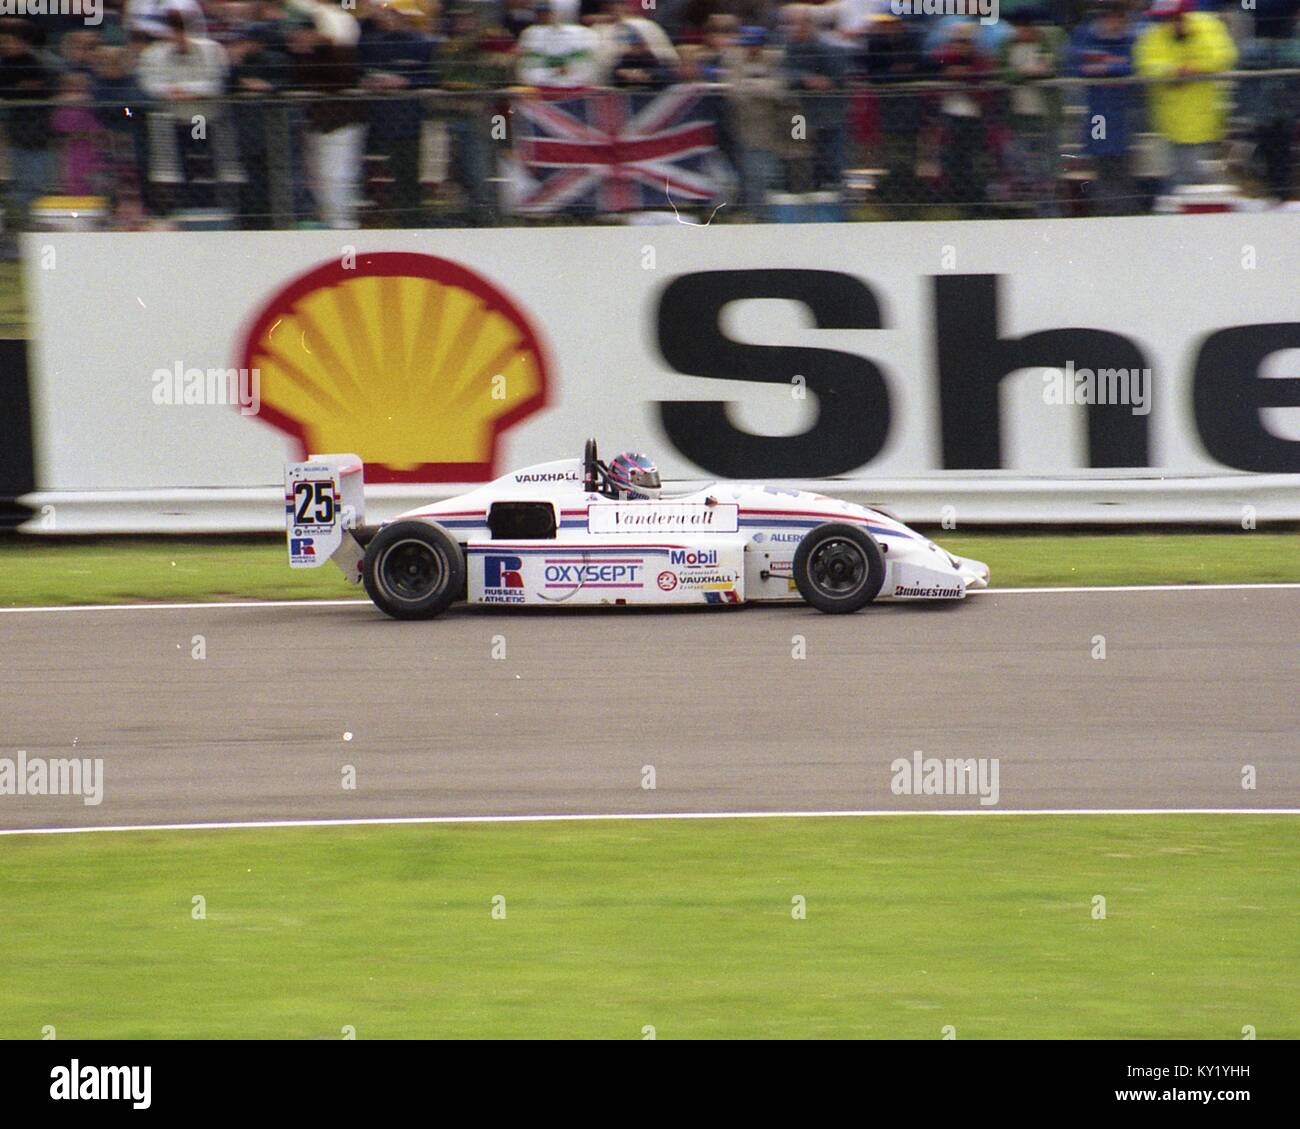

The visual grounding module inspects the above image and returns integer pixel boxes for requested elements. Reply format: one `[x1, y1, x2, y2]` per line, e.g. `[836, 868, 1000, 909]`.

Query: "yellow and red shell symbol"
[239, 252, 550, 482]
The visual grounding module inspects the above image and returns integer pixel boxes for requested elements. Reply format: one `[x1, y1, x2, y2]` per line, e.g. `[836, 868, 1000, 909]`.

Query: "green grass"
[938, 531, 1299, 588]
[0, 531, 1294, 607]
[0, 537, 359, 607]
[0, 259, 26, 339]
[1, 816, 1294, 1039]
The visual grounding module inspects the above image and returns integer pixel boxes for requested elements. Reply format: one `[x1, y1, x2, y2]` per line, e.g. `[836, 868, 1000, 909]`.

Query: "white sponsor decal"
[543, 562, 643, 587]
[894, 583, 964, 598]
[513, 471, 579, 483]
[674, 572, 738, 587]
[587, 503, 739, 534]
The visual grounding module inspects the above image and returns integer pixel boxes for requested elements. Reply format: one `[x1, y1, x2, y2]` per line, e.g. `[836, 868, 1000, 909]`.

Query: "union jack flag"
[509, 84, 730, 214]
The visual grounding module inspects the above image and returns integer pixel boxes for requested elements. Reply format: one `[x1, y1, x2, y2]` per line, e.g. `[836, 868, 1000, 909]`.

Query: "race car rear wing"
[284, 454, 366, 582]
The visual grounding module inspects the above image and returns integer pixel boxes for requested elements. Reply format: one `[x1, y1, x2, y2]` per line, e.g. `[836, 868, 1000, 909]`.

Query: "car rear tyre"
[793, 522, 885, 614]
[362, 521, 464, 620]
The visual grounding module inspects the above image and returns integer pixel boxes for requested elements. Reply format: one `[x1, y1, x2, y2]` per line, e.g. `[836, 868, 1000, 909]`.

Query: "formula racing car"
[285, 440, 989, 619]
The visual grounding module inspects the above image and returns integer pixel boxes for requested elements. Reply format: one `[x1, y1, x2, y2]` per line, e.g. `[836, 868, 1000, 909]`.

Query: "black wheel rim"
[377, 539, 445, 603]
[808, 537, 868, 599]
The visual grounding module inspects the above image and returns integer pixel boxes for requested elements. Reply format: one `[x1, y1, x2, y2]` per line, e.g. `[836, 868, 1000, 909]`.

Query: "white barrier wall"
[20, 216, 1300, 530]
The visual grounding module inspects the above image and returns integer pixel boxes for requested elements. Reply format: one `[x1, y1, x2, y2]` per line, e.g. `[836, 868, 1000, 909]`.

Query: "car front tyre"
[793, 522, 885, 614]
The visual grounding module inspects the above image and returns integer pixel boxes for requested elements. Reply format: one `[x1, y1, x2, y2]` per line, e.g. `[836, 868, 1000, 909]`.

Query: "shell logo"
[239, 252, 550, 482]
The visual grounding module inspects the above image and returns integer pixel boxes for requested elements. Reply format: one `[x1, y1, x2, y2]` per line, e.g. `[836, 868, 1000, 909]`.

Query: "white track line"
[1, 808, 1295, 837]
[2, 583, 1297, 614]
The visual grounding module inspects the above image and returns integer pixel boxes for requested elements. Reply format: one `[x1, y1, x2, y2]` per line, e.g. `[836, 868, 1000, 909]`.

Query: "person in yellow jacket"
[1135, 0, 1238, 188]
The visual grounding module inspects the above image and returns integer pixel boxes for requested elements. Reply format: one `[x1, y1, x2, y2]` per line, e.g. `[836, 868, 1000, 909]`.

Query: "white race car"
[285, 440, 989, 620]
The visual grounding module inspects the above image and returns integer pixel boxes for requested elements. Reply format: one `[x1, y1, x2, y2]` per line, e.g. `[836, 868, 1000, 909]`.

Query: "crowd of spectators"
[0, 0, 1297, 235]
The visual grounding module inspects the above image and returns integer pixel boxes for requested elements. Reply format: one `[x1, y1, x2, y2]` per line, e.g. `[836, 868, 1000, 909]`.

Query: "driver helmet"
[607, 451, 661, 499]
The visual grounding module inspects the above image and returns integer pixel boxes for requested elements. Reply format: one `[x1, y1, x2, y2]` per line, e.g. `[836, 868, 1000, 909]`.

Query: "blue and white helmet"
[607, 451, 661, 499]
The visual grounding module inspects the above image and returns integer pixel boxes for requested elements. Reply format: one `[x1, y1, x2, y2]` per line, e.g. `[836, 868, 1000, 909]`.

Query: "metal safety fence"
[1, 68, 1296, 236]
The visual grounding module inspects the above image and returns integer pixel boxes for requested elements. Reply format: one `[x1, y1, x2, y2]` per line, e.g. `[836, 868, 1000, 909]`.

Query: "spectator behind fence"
[92, 43, 149, 225]
[226, 19, 297, 228]
[720, 24, 788, 211]
[679, 13, 737, 83]
[861, 13, 928, 208]
[591, 0, 682, 84]
[1249, 0, 1300, 40]
[1237, 0, 1300, 202]
[999, 14, 1065, 217]
[819, 0, 882, 76]
[501, 0, 542, 41]
[241, 0, 296, 51]
[662, 0, 722, 46]
[438, 3, 510, 226]
[126, 0, 209, 40]
[359, 0, 435, 226]
[0, 18, 57, 235]
[516, 0, 600, 88]
[781, 3, 847, 194]
[137, 9, 231, 216]
[924, 9, 1014, 60]
[287, 0, 368, 229]
[927, 20, 1000, 206]
[1068, 0, 1137, 215]
[60, 29, 103, 74]
[605, 24, 680, 88]
[1134, 0, 1237, 191]
[51, 69, 108, 197]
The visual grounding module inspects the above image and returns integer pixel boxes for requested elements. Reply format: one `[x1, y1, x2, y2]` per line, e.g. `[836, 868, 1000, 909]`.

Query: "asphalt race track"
[1, 587, 1296, 831]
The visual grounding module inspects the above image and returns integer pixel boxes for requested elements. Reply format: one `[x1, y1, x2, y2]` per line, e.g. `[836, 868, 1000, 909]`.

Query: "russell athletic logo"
[484, 555, 525, 588]
[240, 253, 550, 483]
[482, 554, 527, 603]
